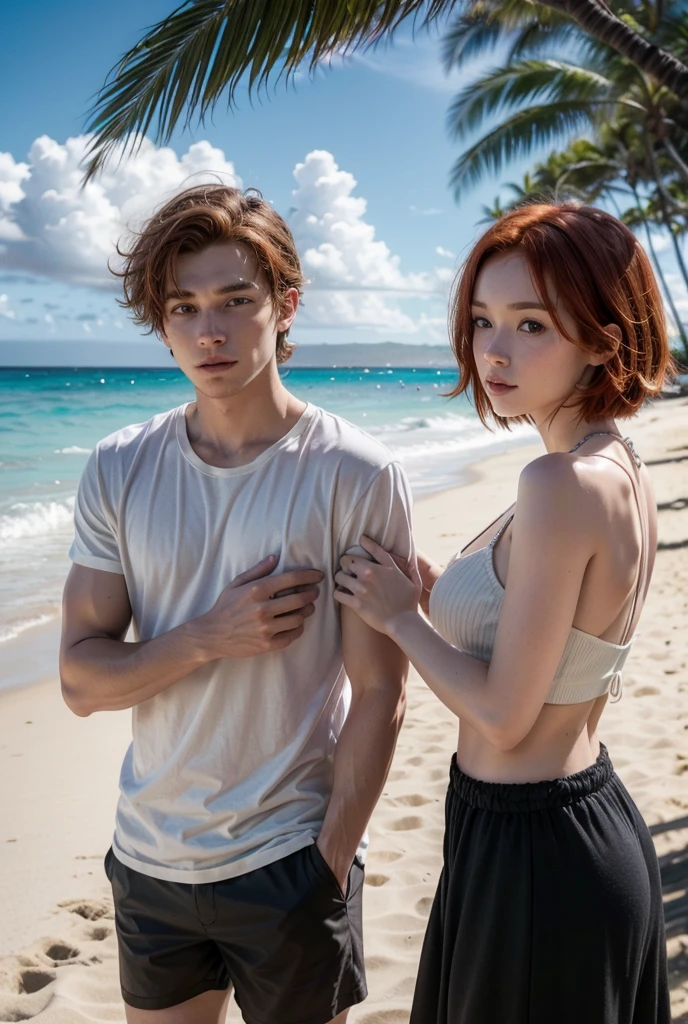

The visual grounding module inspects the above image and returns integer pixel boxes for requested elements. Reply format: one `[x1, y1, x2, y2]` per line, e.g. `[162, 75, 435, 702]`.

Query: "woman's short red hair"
[448, 203, 674, 427]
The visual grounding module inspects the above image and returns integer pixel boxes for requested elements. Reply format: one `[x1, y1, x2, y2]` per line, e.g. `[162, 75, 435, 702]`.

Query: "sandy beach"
[1, 397, 686, 1023]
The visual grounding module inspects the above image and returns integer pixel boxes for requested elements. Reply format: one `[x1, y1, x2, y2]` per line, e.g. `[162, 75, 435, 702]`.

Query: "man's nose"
[196, 312, 227, 346]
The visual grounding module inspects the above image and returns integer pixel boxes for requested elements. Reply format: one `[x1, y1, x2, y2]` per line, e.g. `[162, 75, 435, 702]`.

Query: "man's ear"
[160, 331, 174, 358]
[589, 323, 622, 366]
[277, 287, 300, 334]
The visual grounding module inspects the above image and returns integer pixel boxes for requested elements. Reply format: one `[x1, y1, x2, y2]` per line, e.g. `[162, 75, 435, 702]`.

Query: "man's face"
[161, 242, 297, 399]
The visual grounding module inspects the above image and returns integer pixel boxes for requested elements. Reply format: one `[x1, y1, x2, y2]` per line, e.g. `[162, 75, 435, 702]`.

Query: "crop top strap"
[589, 437, 649, 646]
[489, 512, 515, 550]
[460, 504, 516, 554]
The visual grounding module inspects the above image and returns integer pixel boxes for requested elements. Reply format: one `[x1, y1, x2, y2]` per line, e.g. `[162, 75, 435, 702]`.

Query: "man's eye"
[227, 297, 251, 307]
[471, 316, 491, 329]
[521, 319, 545, 334]
[172, 304, 194, 315]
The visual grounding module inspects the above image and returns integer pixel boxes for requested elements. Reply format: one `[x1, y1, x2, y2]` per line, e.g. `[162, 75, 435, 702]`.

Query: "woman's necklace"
[568, 431, 641, 468]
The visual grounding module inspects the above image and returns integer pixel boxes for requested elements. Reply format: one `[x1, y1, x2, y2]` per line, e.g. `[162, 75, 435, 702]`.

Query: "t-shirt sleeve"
[68, 448, 124, 575]
[338, 461, 416, 566]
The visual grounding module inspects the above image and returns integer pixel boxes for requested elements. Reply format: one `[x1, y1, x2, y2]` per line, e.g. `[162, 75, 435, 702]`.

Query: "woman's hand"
[334, 536, 422, 635]
[416, 550, 444, 617]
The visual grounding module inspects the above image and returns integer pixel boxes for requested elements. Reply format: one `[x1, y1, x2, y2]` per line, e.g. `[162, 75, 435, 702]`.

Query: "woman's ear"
[589, 323, 622, 366]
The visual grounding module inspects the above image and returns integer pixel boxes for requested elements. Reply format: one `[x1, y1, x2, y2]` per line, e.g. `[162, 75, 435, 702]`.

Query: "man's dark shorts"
[104, 844, 367, 1023]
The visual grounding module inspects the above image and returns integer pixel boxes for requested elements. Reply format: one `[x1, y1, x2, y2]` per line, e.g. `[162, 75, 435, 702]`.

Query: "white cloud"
[291, 150, 437, 293]
[435, 245, 455, 259]
[410, 205, 442, 217]
[0, 293, 15, 319]
[0, 135, 241, 288]
[343, 35, 470, 96]
[0, 137, 449, 338]
[289, 149, 449, 332]
[649, 233, 670, 254]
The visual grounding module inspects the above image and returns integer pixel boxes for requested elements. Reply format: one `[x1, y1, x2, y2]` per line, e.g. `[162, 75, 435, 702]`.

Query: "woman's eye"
[520, 319, 545, 334]
[471, 316, 491, 329]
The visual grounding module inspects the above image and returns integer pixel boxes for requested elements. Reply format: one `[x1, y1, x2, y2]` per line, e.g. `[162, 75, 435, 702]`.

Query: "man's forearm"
[318, 682, 406, 888]
[60, 621, 209, 717]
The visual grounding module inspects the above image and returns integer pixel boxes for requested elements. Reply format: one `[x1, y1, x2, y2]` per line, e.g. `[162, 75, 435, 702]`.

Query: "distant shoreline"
[0, 341, 458, 369]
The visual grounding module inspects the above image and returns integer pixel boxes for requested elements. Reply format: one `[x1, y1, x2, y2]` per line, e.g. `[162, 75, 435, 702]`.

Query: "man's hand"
[315, 834, 351, 898]
[191, 555, 324, 660]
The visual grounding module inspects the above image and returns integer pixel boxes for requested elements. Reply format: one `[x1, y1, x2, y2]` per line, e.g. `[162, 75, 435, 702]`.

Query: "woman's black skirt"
[410, 745, 670, 1024]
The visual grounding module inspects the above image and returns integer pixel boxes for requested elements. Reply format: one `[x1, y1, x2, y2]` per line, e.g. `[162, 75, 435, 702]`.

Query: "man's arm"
[60, 557, 323, 718]
[316, 605, 408, 893]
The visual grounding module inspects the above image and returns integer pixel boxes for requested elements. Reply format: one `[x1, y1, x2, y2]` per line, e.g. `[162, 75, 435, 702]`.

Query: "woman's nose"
[483, 341, 509, 367]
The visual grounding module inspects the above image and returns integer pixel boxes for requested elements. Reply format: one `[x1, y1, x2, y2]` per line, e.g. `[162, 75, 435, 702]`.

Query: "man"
[60, 185, 414, 1024]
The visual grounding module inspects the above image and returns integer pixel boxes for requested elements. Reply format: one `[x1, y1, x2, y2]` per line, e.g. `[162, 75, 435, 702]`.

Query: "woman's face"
[471, 250, 601, 424]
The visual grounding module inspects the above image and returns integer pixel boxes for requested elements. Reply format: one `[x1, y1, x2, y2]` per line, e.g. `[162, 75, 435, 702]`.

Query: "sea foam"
[0, 497, 75, 544]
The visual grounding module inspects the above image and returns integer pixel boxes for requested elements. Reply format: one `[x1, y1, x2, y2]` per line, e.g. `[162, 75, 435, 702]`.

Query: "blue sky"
[0, 0, 685, 364]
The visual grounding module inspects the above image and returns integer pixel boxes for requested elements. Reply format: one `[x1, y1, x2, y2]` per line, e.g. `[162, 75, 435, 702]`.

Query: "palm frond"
[447, 60, 619, 141]
[84, 0, 456, 180]
[449, 101, 600, 197]
[506, 21, 585, 63]
[441, 13, 509, 70]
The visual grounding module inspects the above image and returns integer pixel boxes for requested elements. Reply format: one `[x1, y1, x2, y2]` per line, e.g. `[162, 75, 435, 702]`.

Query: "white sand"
[1, 398, 686, 1022]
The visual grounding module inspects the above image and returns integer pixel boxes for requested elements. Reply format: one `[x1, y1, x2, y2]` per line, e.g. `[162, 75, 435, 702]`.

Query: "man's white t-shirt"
[69, 402, 414, 884]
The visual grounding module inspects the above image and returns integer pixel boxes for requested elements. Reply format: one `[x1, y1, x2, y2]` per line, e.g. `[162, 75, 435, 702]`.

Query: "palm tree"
[479, 135, 688, 357]
[444, 34, 688, 195]
[83, 0, 688, 180]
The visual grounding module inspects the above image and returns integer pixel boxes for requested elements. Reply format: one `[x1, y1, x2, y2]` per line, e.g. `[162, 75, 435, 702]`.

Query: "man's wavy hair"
[115, 184, 304, 363]
[448, 202, 674, 427]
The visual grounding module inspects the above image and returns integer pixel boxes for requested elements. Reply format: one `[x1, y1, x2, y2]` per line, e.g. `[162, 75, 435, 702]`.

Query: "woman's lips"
[486, 379, 517, 396]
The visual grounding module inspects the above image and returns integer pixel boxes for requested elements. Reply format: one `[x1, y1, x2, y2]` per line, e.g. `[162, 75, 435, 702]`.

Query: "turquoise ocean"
[0, 366, 535, 650]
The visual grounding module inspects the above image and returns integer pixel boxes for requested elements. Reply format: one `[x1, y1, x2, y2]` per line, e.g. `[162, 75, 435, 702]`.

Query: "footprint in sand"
[394, 794, 432, 807]
[633, 686, 661, 697]
[389, 815, 423, 831]
[369, 850, 403, 863]
[405, 756, 424, 767]
[58, 898, 113, 922]
[415, 896, 434, 916]
[364, 874, 390, 887]
[0, 899, 114, 1021]
[41, 941, 81, 966]
[357, 1010, 409, 1024]
[17, 968, 56, 994]
[386, 769, 408, 782]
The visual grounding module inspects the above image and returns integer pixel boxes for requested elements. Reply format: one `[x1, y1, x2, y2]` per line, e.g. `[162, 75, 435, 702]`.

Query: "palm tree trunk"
[647, 141, 688, 293]
[539, 0, 688, 101]
[662, 137, 688, 187]
[632, 186, 688, 359]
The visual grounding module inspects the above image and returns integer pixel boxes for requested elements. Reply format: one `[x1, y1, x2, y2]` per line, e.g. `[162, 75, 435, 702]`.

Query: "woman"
[333, 204, 673, 1023]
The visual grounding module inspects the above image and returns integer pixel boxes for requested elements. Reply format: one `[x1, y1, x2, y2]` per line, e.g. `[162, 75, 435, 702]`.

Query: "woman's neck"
[535, 408, 620, 455]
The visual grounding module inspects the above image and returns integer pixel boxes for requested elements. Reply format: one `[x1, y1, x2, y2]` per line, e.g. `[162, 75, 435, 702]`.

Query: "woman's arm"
[335, 455, 597, 750]
[417, 550, 443, 616]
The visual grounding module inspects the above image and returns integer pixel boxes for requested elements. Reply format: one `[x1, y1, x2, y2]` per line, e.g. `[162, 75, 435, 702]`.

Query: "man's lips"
[197, 359, 238, 371]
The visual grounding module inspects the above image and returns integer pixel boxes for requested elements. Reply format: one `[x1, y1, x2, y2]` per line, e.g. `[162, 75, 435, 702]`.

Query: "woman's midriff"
[455, 694, 609, 785]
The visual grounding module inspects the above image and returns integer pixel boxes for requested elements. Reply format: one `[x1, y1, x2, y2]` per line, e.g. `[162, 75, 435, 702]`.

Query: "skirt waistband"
[449, 744, 614, 813]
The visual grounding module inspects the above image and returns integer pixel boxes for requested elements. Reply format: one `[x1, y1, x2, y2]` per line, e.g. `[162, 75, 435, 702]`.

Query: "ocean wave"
[390, 422, 536, 462]
[54, 445, 91, 455]
[0, 612, 57, 645]
[372, 413, 479, 435]
[0, 497, 75, 544]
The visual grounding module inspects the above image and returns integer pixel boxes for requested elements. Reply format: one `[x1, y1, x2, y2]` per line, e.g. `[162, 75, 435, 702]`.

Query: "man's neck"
[185, 365, 307, 469]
